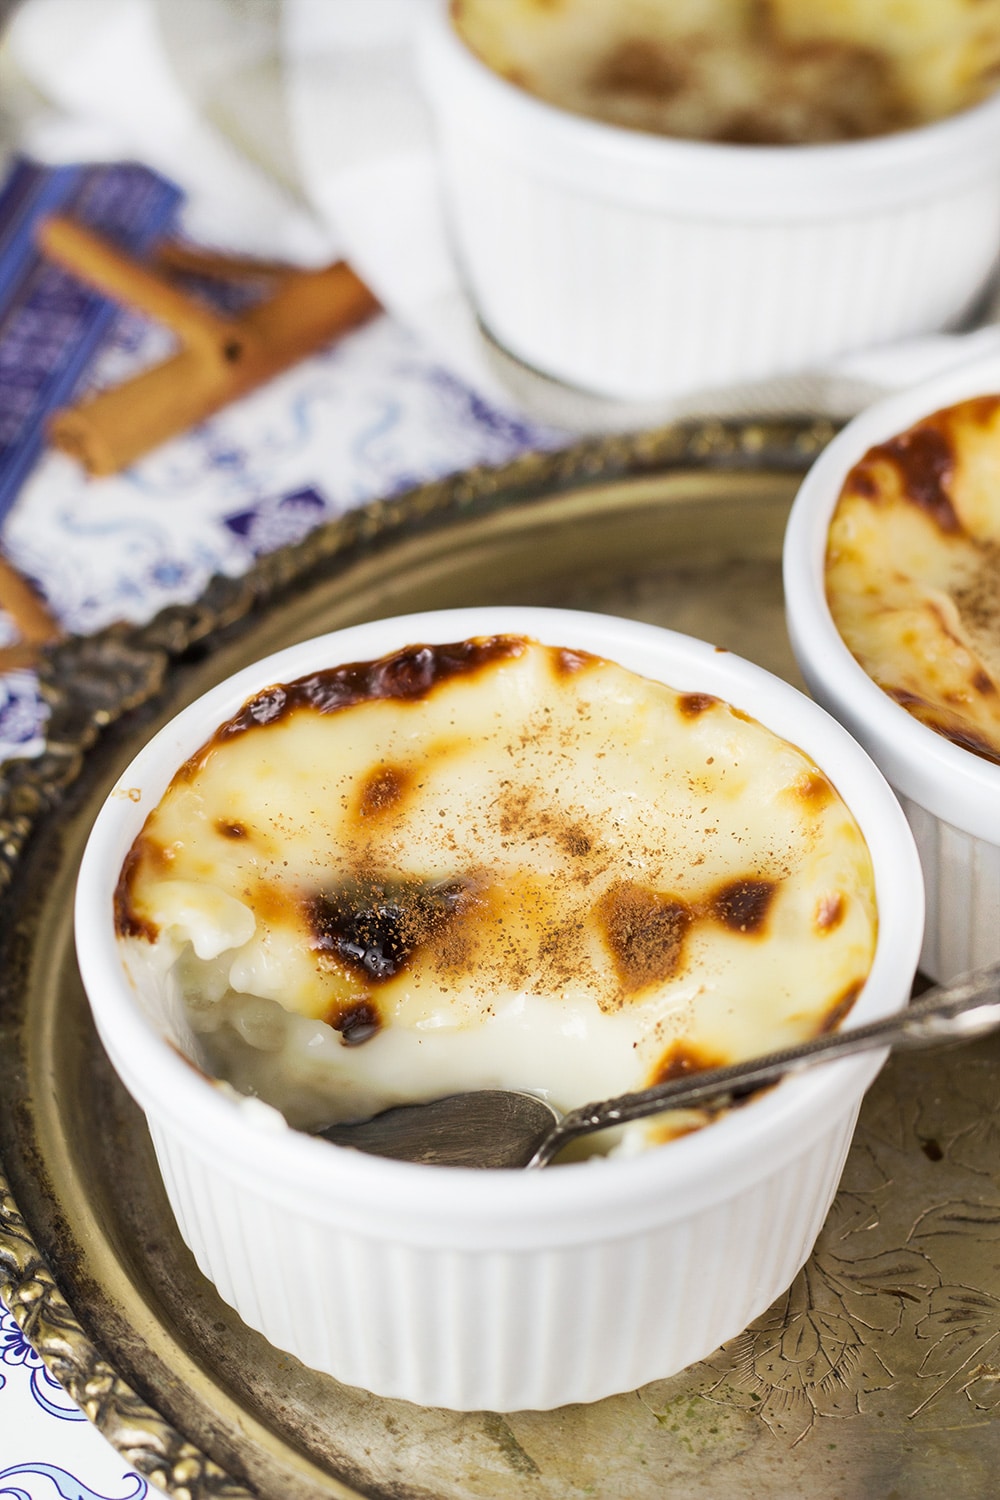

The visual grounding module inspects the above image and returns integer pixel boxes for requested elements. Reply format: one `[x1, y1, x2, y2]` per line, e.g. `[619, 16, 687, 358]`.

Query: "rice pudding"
[453, 0, 1000, 145]
[826, 394, 1000, 766]
[115, 634, 878, 1145]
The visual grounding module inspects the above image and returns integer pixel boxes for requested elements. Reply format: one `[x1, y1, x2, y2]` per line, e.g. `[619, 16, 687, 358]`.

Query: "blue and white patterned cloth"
[0, 159, 563, 763]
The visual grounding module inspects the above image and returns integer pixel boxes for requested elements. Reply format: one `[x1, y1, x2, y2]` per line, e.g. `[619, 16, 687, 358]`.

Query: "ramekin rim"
[75, 605, 923, 1226]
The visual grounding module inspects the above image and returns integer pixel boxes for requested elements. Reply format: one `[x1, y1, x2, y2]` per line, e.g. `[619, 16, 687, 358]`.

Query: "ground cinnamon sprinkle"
[953, 539, 1000, 646]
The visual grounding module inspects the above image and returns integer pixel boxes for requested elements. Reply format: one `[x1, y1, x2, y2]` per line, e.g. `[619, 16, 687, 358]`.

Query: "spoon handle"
[529, 961, 1000, 1167]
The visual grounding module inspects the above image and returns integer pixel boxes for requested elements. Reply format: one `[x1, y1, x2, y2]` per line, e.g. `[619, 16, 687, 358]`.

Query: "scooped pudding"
[115, 635, 877, 1145]
[826, 394, 1000, 766]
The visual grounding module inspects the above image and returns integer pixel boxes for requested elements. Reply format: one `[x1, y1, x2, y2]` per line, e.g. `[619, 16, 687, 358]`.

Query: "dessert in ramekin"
[785, 353, 1000, 983]
[417, 0, 1000, 404]
[76, 607, 922, 1410]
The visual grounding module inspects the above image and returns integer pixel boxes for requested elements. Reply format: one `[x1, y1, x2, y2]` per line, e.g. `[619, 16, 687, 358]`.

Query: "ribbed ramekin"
[74, 606, 922, 1410]
[416, 5, 1000, 405]
[784, 353, 1000, 984]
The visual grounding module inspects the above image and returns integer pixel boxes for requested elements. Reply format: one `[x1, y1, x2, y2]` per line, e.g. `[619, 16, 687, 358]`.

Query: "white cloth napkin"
[3, 0, 1000, 429]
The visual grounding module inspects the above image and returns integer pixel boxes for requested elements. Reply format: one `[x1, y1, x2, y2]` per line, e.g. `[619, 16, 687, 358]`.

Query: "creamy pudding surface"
[826, 395, 1000, 766]
[453, 0, 1000, 145]
[116, 636, 877, 1144]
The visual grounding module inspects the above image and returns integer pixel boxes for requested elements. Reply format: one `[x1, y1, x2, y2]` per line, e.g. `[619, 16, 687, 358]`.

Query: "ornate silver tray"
[2, 417, 995, 1499]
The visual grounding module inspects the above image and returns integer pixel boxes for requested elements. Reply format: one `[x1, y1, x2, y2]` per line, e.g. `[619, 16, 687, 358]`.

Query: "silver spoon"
[317, 961, 1000, 1169]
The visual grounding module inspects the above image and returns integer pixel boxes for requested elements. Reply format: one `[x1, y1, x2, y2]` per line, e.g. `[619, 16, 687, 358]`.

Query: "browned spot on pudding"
[866, 422, 960, 535]
[819, 980, 864, 1033]
[356, 764, 410, 820]
[973, 669, 997, 697]
[815, 891, 845, 933]
[215, 817, 248, 840]
[848, 468, 879, 500]
[709, 877, 777, 935]
[887, 685, 932, 714]
[212, 635, 528, 742]
[650, 1039, 727, 1087]
[678, 693, 718, 719]
[552, 646, 598, 677]
[114, 838, 160, 941]
[595, 881, 693, 996]
[306, 876, 474, 984]
[590, 36, 688, 101]
[934, 722, 1000, 764]
[247, 879, 292, 927]
[790, 770, 835, 810]
[329, 998, 382, 1047]
[886, 688, 1000, 765]
[815, 894, 845, 930]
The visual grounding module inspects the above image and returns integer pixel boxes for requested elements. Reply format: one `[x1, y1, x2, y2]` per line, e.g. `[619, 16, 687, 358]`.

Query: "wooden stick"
[47, 260, 380, 475]
[0, 553, 62, 672]
[37, 218, 381, 476]
[0, 642, 49, 673]
[37, 217, 249, 365]
[153, 241, 295, 281]
[0, 555, 61, 645]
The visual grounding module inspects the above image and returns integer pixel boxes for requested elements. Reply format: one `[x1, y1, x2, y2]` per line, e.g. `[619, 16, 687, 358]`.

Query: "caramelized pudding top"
[826, 394, 1000, 765]
[453, 0, 1000, 144]
[116, 635, 877, 1143]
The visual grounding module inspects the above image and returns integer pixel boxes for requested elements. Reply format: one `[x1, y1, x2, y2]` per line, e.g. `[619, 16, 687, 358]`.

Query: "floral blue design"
[0, 1309, 36, 1368]
[0, 1312, 83, 1421]
[0, 1466, 146, 1500]
[26, 1366, 86, 1423]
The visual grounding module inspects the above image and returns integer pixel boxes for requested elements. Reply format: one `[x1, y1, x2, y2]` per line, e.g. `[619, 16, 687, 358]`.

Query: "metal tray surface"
[2, 417, 996, 1499]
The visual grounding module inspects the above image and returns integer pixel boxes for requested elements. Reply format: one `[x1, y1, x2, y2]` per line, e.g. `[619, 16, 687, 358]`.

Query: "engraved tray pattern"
[2, 417, 996, 1500]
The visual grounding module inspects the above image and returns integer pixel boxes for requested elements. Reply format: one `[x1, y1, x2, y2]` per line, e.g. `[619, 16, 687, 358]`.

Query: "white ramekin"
[74, 606, 923, 1411]
[784, 352, 1000, 984]
[416, 5, 1000, 405]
